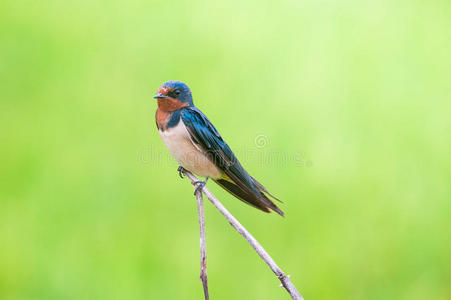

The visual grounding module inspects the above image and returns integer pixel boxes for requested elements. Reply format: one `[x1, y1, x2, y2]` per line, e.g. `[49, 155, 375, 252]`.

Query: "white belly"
[159, 120, 222, 179]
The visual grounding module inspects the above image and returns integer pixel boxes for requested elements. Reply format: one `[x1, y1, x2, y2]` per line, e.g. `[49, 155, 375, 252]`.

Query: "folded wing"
[180, 107, 283, 216]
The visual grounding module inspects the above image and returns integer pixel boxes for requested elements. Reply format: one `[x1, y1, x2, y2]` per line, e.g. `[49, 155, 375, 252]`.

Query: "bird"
[154, 80, 284, 216]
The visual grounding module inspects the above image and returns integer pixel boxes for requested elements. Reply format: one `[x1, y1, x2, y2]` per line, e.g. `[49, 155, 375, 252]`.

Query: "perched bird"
[154, 81, 283, 216]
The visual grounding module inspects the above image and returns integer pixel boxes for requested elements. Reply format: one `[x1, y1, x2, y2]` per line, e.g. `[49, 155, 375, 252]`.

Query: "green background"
[1, 0, 450, 299]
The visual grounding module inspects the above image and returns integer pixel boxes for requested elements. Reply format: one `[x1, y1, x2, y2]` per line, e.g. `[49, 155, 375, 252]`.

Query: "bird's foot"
[177, 166, 186, 179]
[193, 178, 209, 195]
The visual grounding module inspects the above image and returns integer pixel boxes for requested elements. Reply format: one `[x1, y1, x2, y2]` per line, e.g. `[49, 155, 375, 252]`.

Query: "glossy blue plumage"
[160, 80, 193, 106]
[166, 109, 182, 129]
[180, 107, 260, 195]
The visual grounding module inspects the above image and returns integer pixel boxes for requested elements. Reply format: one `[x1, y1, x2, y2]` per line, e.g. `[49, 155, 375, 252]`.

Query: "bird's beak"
[154, 93, 168, 99]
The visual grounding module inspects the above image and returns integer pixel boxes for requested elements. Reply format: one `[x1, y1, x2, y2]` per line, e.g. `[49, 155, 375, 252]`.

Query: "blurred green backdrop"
[1, 0, 450, 299]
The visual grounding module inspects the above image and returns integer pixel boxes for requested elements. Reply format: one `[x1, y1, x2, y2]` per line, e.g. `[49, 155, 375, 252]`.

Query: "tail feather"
[214, 178, 284, 216]
[251, 176, 283, 203]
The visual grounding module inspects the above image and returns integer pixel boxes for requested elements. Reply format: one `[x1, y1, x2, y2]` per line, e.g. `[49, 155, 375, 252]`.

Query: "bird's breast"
[158, 120, 222, 179]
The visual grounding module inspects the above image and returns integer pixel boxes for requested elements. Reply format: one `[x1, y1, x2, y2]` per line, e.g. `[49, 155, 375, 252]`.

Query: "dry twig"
[184, 169, 303, 300]
[194, 186, 209, 299]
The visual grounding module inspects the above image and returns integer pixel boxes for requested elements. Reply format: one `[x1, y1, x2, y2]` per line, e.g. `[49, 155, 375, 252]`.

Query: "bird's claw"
[193, 178, 208, 195]
[177, 166, 185, 178]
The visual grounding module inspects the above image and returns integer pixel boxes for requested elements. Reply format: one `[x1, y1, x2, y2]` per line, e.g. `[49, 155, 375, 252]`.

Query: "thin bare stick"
[194, 185, 209, 300]
[183, 169, 303, 300]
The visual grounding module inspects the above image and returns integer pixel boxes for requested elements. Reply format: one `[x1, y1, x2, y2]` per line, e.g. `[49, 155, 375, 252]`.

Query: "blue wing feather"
[180, 107, 283, 215]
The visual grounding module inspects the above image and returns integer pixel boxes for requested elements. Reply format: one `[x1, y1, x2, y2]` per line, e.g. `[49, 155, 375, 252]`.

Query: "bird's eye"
[174, 89, 181, 96]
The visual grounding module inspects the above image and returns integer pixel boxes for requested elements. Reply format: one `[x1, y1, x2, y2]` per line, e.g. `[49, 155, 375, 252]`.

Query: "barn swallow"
[154, 81, 283, 216]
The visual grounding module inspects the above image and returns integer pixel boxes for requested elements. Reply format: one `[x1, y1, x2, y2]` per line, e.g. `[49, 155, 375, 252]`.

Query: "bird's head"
[154, 81, 193, 111]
